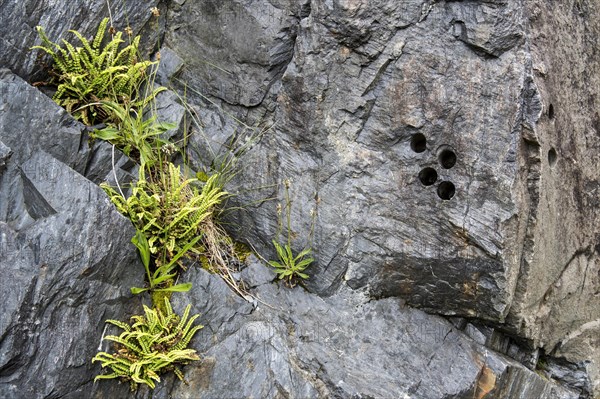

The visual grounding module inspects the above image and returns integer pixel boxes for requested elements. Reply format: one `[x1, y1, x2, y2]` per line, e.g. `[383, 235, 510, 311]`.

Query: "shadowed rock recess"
[0, 0, 598, 398]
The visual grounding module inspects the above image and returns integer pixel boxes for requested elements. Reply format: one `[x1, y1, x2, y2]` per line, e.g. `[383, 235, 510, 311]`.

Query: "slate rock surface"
[88, 260, 580, 399]
[0, 0, 159, 81]
[163, 0, 599, 394]
[0, 0, 598, 397]
[0, 70, 143, 398]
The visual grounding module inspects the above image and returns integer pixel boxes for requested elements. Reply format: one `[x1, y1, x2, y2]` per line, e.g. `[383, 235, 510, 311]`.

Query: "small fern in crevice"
[32, 17, 157, 125]
[269, 179, 316, 286]
[92, 298, 202, 390]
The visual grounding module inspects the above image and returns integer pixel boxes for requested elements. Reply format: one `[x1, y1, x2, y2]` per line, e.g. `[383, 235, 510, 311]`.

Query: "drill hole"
[410, 133, 427, 153]
[437, 181, 455, 200]
[419, 167, 438, 186]
[438, 148, 457, 169]
[548, 104, 555, 119]
[548, 147, 557, 167]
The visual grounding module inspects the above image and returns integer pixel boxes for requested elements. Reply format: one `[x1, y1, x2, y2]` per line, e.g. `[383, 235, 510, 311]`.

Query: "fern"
[269, 240, 313, 285]
[92, 298, 202, 391]
[101, 164, 228, 295]
[101, 163, 228, 264]
[268, 179, 316, 286]
[32, 18, 158, 125]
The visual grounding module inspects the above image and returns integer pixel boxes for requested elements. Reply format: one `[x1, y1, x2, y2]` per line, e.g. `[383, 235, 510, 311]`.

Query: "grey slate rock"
[0, 0, 159, 80]
[0, 141, 11, 174]
[448, 1, 524, 57]
[0, 150, 142, 399]
[0, 70, 143, 398]
[0, 69, 86, 169]
[155, 46, 185, 86]
[0, 70, 128, 224]
[542, 358, 594, 399]
[168, 1, 599, 393]
[153, 87, 188, 141]
[142, 265, 578, 399]
[240, 255, 277, 288]
[0, 0, 597, 396]
[166, 0, 303, 107]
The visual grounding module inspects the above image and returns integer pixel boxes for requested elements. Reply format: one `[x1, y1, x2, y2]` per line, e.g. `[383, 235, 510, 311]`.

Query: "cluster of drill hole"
[411, 133, 457, 200]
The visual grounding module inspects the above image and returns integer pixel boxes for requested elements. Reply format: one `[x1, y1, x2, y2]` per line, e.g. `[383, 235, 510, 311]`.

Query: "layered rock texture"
[0, 0, 598, 398]
[0, 69, 143, 397]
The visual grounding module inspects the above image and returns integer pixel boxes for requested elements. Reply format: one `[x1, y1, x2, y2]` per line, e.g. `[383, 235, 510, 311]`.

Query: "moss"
[196, 170, 209, 182]
[151, 283, 173, 314]
[199, 254, 213, 271]
[233, 241, 252, 264]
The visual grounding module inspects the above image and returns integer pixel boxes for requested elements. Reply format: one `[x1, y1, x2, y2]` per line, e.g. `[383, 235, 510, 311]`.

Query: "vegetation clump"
[92, 101, 173, 167]
[33, 15, 210, 390]
[92, 298, 202, 390]
[103, 164, 227, 261]
[269, 179, 315, 286]
[102, 163, 230, 294]
[34, 12, 261, 392]
[33, 17, 158, 125]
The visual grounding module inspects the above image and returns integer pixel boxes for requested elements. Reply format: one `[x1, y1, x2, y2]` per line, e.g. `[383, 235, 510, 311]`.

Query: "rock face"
[90, 260, 580, 399]
[508, 1, 600, 381]
[0, 70, 143, 398]
[0, 0, 598, 398]
[0, 0, 160, 80]
[163, 0, 599, 394]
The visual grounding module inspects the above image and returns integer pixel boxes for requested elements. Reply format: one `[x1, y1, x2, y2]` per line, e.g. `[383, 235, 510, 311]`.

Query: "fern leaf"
[94, 372, 122, 381]
[106, 319, 131, 332]
[93, 18, 109, 51]
[61, 39, 82, 74]
[69, 29, 95, 58]
[103, 334, 143, 354]
[163, 297, 174, 318]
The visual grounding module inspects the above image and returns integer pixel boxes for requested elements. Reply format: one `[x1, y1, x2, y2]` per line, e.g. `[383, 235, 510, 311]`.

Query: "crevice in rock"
[536, 245, 594, 306]
[418, 0, 438, 23]
[442, 314, 595, 397]
[536, 351, 594, 399]
[18, 168, 56, 220]
[361, 57, 394, 97]
[505, 48, 543, 328]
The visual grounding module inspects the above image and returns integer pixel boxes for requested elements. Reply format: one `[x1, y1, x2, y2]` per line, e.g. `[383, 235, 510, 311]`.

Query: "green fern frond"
[128, 35, 141, 65]
[103, 335, 144, 354]
[69, 29, 94, 58]
[163, 297, 174, 317]
[32, 18, 158, 125]
[104, 32, 123, 67]
[93, 300, 202, 391]
[106, 319, 132, 332]
[93, 18, 109, 50]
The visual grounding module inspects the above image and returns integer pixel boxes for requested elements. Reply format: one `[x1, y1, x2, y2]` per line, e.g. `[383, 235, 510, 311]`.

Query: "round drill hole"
[438, 148, 457, 169]
[548, 147, 557, 167]
[437, 181, 455, 200]
[419, 167, 438, 186]
[410, 133, 427, 153]
[548, 104, 555, 119]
